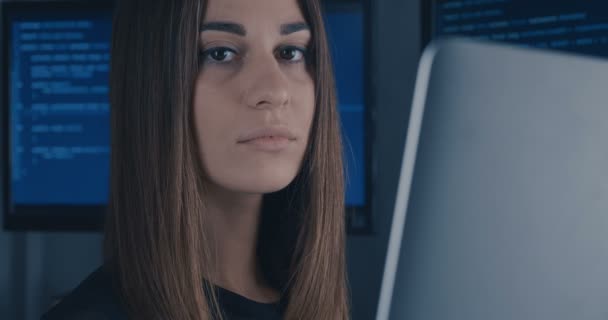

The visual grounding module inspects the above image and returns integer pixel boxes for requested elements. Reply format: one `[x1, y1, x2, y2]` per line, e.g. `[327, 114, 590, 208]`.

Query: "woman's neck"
[205, 183, 280, 303]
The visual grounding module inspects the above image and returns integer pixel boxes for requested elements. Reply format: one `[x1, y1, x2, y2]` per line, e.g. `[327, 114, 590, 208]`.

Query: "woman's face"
[193, 0, 315, 194]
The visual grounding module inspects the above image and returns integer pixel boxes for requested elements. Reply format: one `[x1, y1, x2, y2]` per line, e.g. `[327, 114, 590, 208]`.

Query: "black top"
[40, 266, 285, 320]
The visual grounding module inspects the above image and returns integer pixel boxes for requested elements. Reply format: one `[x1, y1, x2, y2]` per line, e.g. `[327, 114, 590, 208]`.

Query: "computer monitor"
[423, 0, 608, 59]
[376, 38, 608, 320]
[2, 1, 372, 232]
[2, 1, 113, 230]
[324, 0, 372, 233]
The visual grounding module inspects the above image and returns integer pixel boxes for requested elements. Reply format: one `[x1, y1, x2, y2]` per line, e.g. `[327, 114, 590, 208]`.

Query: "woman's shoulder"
[41, 265, 128, 320]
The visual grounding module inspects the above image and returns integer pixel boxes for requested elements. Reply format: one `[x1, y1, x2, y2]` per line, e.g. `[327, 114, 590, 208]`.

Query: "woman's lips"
[237, 126, 296, 152]
[237, 126, 296, 143]
[240, 136, 292, 151]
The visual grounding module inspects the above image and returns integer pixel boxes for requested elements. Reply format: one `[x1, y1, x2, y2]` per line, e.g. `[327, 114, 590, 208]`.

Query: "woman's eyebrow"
[201, 22, 246, 36]
[280, 22, 309, 35]
[200, 21, 310, 36]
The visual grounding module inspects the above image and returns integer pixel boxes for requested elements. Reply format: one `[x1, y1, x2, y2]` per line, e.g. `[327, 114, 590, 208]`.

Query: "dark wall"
[0, 0, 423, 319]
[347, 0, 421, 319]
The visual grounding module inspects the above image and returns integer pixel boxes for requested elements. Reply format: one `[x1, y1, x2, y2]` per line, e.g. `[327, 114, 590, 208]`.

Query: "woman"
[42, 0, 349, 318]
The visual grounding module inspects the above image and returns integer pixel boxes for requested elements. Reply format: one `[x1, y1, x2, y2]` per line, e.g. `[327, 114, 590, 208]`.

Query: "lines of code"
[9, 12, 112, 205]
[7, 8, 366, 211]
[433, 0, 608, 57]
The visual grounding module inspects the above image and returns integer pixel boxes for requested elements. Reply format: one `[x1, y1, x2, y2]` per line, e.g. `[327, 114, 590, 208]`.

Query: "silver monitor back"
[377, 38, 608, 320]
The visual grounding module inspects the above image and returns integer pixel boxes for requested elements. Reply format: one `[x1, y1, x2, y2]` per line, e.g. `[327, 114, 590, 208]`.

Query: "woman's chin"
[213, 170, 298, 195]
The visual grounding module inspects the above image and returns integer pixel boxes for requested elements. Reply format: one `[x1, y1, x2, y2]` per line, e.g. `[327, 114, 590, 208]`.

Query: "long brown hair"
[104, 0, 349, 319]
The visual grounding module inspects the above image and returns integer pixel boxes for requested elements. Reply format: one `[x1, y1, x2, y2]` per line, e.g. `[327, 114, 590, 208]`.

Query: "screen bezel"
[421, 0, 433, 49]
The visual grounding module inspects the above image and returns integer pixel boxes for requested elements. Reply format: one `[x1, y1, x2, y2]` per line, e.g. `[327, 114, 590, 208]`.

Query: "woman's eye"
[201, 47, 237, 63]
[277, 46, 306, 62]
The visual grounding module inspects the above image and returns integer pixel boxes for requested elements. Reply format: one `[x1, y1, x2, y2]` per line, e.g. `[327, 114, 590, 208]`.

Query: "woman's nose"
[241, 57, 290, 110]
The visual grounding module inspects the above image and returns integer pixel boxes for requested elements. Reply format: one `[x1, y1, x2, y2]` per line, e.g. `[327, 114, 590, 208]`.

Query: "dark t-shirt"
[40, 266, 284, 320]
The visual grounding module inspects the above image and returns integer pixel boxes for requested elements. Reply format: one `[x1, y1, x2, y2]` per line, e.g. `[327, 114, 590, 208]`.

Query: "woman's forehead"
[203, 0, 306, 25]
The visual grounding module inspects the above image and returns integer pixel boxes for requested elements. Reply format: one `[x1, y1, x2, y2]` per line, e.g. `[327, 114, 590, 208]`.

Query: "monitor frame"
[421, 0, 433, 49]
[2, 0, 112, 231]
[2, 0, 373, 233]
[323, 0, 374, 235]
